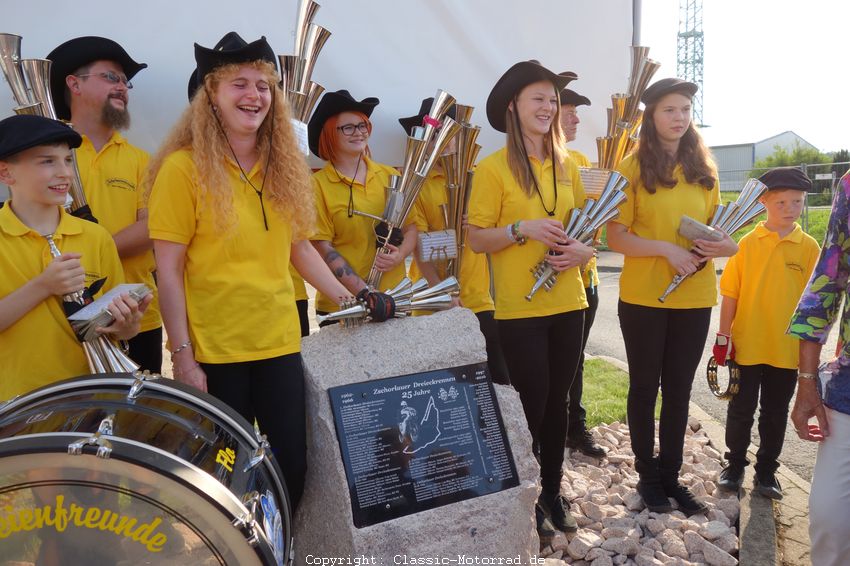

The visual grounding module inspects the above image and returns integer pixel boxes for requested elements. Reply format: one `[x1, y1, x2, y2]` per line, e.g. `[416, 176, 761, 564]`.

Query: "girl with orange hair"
[307, 90, 417, 319]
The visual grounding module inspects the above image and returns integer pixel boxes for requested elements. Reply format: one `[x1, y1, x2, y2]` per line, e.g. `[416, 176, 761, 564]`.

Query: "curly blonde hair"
[144, 61, 315, 238]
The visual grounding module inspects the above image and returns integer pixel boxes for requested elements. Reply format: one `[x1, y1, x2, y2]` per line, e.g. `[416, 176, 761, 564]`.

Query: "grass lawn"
[581, 358, 660, 428]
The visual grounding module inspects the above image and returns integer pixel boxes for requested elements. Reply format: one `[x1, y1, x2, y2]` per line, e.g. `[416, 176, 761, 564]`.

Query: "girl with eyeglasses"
[467, 61, 594, 534]
[307, 90, 417, 321]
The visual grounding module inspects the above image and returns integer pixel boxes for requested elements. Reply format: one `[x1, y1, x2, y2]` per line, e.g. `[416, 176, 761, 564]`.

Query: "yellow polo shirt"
[76, 132, 160, 332]
[148, 149, 300, 363]
[567, 148, 599, 289]
[408, 171, 494, 314]
[720, 222, 820, 368]
[613, 154, 720, 309]
[468, 148, 588, 320]
[0, 205, 125, 400]
[311, 157, 407, 313]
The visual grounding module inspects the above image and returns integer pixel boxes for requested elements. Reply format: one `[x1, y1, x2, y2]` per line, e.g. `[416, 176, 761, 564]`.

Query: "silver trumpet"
[359, 90, 461, 290]
[280, 0, 331, 123]
[595, 46, 660, 170]
[440, 105, 481, 280]
[0, 34, 91, 217]
[316, 277, 459, 327]
[526, 172, 629, 301]
[44, 235, 140, 373]
[658, 178, 768, 303]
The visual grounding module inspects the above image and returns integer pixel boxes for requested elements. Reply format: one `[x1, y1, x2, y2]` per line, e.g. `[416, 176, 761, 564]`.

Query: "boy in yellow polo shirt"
[714, 167, 820, 499]
[0, 115, 149, 401]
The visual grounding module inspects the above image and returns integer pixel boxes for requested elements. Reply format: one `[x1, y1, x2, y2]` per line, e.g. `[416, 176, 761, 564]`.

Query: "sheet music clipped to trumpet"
[417, 229, 458, 263]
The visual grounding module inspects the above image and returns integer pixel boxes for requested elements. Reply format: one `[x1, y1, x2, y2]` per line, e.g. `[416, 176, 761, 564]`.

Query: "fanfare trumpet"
[525, 171, 629, 301]
[358, 90, 461, 289]
[593, 45, 660, 174]
[0, 33, 92, 218]
[658, 178, 768, 303]
[279, 0, 331, 124]
[44, 235, 143, 373]
[316, 277, 459, 327]
[440, 105, 482, 279]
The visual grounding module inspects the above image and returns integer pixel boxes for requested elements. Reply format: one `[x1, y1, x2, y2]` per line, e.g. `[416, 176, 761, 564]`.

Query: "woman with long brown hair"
[467, 60, 594, 534]
[607, 78, 737, 515]
[146, 33, 384, 508]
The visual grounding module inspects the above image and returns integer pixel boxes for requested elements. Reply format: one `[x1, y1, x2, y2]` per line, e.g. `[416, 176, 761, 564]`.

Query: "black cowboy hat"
[560, 88, 591, 107]
[0, 115, 82, 160]
[188, 32, 277, 101]
[640, 77, 698, 106]
[47, 36, 147, 121]
[758, 167, 812, 192]
[307, 89, 379, 157]
[486, 60, 577, 133]
[398, 97, 457, 136]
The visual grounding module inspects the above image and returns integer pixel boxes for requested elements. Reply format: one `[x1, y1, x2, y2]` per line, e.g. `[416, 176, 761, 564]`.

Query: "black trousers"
[568, 286, 599, 436]
[296, 299, 310, 337]
[128, 326, 163, 374]
[498, 310, 584, 494]
[475, 310, 510, 385]
[201, 353, 307, 510]
[724, 363, 797, 476]
[618, 301, 711, 477]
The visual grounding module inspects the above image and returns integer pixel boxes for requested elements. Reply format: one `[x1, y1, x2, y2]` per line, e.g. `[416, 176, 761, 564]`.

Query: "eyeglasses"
[75, 71, 133, 89]
[336, 122, 369, 136]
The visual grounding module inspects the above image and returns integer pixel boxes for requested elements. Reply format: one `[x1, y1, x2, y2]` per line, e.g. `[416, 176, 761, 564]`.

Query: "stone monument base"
[295, 308, 539, 563]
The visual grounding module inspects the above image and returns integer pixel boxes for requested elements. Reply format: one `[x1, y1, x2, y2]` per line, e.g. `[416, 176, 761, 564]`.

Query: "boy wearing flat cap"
[0, 115, 149, 401]
[715, 167, 820, 498]
[47, 36, 161, 373]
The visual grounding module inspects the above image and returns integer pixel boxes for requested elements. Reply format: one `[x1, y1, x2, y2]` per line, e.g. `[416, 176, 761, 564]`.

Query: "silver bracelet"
[506, 224, 516, 243]
[170, 339, 192, 355]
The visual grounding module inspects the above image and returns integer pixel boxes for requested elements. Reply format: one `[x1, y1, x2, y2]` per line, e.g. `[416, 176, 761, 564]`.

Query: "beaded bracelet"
[170, 339, 192, 355]
[511, 221, 527, 245]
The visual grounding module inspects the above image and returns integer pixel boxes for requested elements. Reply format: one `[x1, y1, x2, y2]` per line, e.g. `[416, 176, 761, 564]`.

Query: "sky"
[640, 0, 850, 153]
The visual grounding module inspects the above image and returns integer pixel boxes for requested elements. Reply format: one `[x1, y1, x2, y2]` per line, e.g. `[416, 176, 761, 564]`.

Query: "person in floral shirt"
[788, 169, 850, 566]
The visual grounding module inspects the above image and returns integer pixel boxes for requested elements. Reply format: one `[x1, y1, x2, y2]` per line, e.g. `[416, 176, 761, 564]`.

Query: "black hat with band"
[640, 77, 698, 106]
[47, 36, 147, 120]
[398, 97, 457, 136]
[307, 89, 379, 157]
[560, 88, 591, 107]
[188, 32, 277, 101]
[486, 60, 577, 133]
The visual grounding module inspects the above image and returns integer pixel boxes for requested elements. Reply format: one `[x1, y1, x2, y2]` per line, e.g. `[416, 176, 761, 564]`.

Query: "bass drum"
[0, 373, 292, 565]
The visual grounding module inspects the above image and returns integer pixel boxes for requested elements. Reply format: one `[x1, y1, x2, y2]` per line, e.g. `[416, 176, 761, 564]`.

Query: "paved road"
[586, 252, 828, 482]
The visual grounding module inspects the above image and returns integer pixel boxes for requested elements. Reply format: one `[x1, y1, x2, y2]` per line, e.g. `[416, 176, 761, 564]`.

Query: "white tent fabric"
[1, 0, 634, 170]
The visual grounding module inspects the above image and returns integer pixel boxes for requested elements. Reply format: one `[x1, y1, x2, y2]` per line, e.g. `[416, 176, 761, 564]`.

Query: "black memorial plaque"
[328, 362, 520, 528]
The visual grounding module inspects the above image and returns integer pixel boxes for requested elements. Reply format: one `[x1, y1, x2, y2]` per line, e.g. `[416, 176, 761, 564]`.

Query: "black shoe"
[662, 481, 708, 515]
[717, 464, 745, 493]
[535, 503, 556, 539]
[636, 480, 673, 513]
[539, 493, 578, 533]
[566, 429, 607, 458]
[754, 473, 783, 500]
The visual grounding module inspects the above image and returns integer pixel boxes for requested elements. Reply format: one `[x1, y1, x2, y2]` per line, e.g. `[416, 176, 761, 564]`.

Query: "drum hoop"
[0, 432, 284, 562]
[706, 356, 741, 400]
[0, 373, 294, 557]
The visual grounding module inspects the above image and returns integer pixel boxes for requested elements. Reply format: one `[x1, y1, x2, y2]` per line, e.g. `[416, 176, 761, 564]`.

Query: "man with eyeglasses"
[558, 88, 607, 459]
[46, 36, 162, 374]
